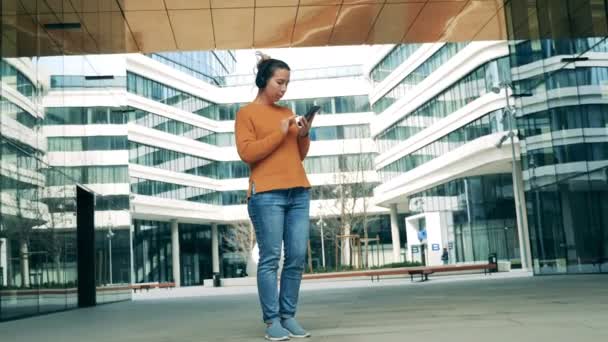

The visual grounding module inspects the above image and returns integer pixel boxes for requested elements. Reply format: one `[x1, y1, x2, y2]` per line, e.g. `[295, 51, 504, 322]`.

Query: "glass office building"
[509, 40, 608, 273]
[3, 0, 608, 323]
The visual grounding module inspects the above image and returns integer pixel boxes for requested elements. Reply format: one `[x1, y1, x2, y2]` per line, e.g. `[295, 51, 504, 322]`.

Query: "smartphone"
[303, 105, 321, 123]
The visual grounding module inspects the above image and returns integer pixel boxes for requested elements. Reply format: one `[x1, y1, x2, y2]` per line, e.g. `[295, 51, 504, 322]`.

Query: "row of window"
[128, 72, 371, 121]
[409, 174, 515, 217]
[523, 142, 608, 170]
[44, 106, 235, 146]
[149, 51, 236, 86]
[130, 140, 375, 179]
[1, 137, 43, 170]
[130, 176, 378, 206]
[128, 105, 370, 145]
[310, 182, 378, 200]
[221, 65, 364, 87]
[45, 107, 127, 125]
[372, 43, 469, 114]
[519, 104, 608, 138]
[311, 124, 370, 141]
[125, 107, 235, 146]
[511, 37, 608, 68]
[156, 51, 236, 80]
[45, 195, 129, 213]
[378, 110, 504, 183]
[1, 97, 39, 129]
[46, 166, 128, 186]
[1, 59, 38, 99]
[304, 154, 376, 174]
[277, 95, 371, 117]
[369, 44, 423, 84]
[127, 72, 217, 119]
[50, 75, 126, 89]
[375, 57, 510, 154]
[43, 106, 370, 150]
[48, 136, 128, 152]
[514, 66, 608, 94]
[129, 141, 248, 179]
[131, 177, 246, 205]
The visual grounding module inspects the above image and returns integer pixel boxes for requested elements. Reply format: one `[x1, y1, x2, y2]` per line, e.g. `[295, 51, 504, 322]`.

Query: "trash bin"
[488, 253, 498, 273]
[213, 272, 221, 287]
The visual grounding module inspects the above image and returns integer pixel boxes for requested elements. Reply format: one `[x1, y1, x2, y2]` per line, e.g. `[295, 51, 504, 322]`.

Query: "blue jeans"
[247, 187, 310, 323]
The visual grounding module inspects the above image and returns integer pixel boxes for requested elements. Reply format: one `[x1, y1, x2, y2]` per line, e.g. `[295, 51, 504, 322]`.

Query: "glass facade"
[127, 72, 372, 121]
[370, 44, 423, 84]
[46, 166, 129, 186]
[131, 175, 378, 206]
[1, 97, 40, 128]
[372, 43, 469, 114]
[508, 36, 608, 274]
[375, 57, 511, 154]
[1, 64, 130, 323]
[379, 110, 505, 182]
[48, 136, 128, 152]
[149, 50, 236, 86]
[125, 107, 234, 146]
[50, 75, 126, 89]
[130, 139, 375, 180]
[133, 220, 239, 285]
[1, 9, 136, 318]
[408, 175, 518, 264]
[221, 64, 364, 87]
[132, 220, 173, 284]
[127, 72, 218, 119]
[304, 153, 375, 174]
[45, 107, 128, 125]
[311, 124, 370, 141]
[1, 59, 38, 99]
[308, 213, 404, 271]
[129, 141, 249, 179]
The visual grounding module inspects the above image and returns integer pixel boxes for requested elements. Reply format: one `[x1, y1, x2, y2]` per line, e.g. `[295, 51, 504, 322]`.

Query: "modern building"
[367, 37, 608, 274]
[509, 38, 608, 275]
[1, 48, 395, 320]
[367, 41, 524, 267]
[2, 0, 608, 322]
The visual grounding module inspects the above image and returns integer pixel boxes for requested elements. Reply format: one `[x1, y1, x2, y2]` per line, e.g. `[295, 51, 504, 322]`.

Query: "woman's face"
[264, 68, 290, 103]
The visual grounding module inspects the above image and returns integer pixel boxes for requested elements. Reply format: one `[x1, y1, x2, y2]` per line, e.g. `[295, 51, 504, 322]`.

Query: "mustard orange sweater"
[235, 103, 311, 196]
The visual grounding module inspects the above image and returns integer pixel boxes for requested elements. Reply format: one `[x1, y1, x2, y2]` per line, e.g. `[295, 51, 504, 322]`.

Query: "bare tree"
[315, 139, 376, 269]
[223, 220, 255, 276]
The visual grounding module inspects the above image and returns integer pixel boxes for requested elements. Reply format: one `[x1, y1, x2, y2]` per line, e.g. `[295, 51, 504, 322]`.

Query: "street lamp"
[491, 82, 532, 271]
[107, 228, 114, 284]
[316, 203, 326, 270]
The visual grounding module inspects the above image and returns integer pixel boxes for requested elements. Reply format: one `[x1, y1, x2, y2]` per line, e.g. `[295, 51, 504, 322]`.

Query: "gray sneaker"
[265, 318, 290, 341]
[281, 318, 311, 338]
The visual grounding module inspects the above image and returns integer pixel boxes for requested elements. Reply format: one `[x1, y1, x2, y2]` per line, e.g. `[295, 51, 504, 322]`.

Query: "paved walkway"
[2, 273, 607, 342]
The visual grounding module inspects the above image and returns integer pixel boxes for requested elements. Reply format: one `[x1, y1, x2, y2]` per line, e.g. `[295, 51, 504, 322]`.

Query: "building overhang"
[373, 132, 519, 209]
[2, 0, 510, 57]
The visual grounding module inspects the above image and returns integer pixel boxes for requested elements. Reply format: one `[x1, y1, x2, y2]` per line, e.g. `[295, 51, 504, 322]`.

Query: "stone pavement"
[1, 272, 607, 342]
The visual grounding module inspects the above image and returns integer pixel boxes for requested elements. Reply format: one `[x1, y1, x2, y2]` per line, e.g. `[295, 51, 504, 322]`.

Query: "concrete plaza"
[1, 272, 607, 342]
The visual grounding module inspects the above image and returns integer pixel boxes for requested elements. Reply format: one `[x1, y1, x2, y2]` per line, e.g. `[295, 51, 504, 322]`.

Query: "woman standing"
[235, 53, 313, 341]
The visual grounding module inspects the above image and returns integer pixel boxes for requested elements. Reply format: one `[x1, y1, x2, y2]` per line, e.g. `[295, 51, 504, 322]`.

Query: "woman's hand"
[281, 115, 296, 134]
[296, 116, 310, 137]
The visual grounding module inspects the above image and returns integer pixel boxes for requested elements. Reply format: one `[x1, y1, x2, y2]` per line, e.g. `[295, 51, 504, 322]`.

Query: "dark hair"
[255, 53, 290, 89]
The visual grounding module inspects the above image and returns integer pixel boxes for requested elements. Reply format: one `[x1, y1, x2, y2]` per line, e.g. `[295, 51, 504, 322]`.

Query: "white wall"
[405, 212, 447, 266]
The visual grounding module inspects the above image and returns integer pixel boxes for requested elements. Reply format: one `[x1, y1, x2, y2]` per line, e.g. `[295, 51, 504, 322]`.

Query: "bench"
[402, 264, 498, 282]
[406, 269, 434, 282]
[368, 264, 498, 282]
[303, 263, 498, 283]
[130, 282, 176, 292]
